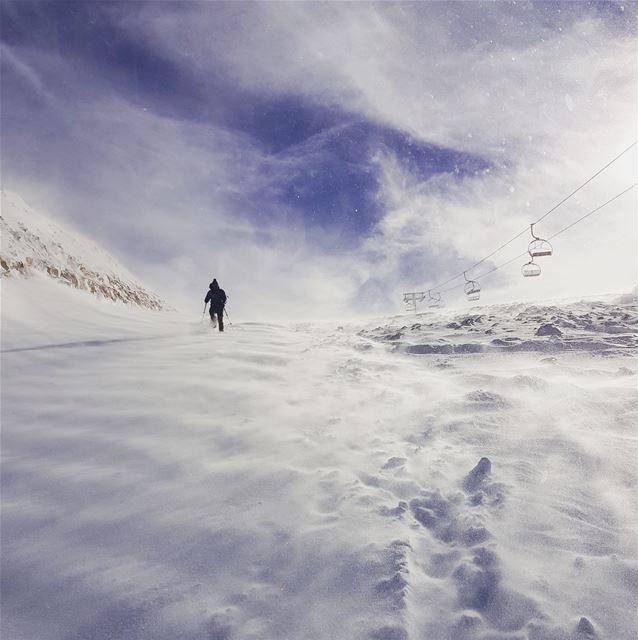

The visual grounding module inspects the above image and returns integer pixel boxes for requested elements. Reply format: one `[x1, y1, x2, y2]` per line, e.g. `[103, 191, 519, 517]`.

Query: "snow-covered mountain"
[0, 190, 165, 310]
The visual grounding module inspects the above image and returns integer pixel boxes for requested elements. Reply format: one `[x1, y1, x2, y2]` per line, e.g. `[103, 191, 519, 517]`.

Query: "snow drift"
[2, 205, 637, 640]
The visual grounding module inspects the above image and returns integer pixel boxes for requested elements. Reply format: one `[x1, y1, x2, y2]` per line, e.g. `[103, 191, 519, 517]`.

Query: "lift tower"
[402, 291, 427, 314]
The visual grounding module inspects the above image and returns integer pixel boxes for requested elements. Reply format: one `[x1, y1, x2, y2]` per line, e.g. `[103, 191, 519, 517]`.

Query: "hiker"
[204, 279, 227, 332]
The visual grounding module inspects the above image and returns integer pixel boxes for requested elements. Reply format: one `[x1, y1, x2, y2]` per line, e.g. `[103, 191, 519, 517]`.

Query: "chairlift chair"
[528, 223, 553, 258]
[521, 257, 541, 277]
[466, 289, 480, 302]
[427, 290, 442, 308]
[463, 272, 481, 302]
[403, 293, 414, 312]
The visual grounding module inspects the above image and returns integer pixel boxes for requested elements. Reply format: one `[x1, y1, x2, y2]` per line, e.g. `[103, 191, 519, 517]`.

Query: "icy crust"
[360, 299, 638, 358]
[0, 191, 165, 310]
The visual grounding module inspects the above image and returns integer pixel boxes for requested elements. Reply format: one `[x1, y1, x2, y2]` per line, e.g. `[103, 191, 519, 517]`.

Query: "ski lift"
[463, 272, 481, 302]
[403, 293, 414, 312]
[528, 223, 553, 258]
[427, 289, 442, 308]
[521, 256, 541, 277]
[403, 292, 426, 313]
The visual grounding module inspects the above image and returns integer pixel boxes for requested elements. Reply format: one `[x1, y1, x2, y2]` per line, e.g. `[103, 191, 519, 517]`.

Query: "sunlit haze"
[2, 1, 636, 316]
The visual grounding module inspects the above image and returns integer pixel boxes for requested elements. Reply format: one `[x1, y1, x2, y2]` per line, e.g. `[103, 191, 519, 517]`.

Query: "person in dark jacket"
[204, 279, 227, 332]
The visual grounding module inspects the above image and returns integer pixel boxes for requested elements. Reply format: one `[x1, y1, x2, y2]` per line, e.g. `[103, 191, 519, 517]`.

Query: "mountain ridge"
[1, 191, 166, 311]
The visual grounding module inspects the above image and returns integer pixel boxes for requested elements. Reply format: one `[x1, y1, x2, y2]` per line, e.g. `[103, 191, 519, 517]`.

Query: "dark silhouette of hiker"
[204, 279, 227, 332]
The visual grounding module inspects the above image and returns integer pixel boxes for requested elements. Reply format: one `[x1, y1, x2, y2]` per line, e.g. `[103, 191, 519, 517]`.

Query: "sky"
[1, 1, 637, 318]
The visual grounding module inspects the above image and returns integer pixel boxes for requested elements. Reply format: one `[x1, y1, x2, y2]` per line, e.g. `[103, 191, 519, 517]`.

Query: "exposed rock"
[459, 315, 484, 326]
[1, 191, 167, 311]
[576, 616, 597, 639]
[536, 323, 563, 337]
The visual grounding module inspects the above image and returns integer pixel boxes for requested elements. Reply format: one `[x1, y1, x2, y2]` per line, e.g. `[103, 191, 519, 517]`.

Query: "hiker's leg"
[217, 310, 224, 332]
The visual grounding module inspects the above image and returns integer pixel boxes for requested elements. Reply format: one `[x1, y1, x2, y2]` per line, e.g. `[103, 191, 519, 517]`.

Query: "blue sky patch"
[0, 0, 490, 250]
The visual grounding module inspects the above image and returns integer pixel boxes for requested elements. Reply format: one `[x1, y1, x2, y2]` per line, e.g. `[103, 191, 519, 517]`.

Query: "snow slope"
[2, 274, 637, 639]
[1, 191, 165, 310]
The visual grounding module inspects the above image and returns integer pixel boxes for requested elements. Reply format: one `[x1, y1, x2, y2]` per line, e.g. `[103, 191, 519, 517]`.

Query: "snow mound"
[0, 191, 165, 310]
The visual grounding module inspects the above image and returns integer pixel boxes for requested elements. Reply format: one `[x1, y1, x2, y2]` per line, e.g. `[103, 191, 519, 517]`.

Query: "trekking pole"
[224, 308, 233, 327]
[201, 304, 207, 323]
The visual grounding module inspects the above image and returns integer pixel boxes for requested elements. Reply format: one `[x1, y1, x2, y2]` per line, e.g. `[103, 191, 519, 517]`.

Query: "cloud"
[1, 1, 636, 317]
[111, 1, 638, 302]
[123, 2, 636, 150]
[0, 43, 55, 104]
[1, 42, 361, 317]
[363, 144, 637, 305]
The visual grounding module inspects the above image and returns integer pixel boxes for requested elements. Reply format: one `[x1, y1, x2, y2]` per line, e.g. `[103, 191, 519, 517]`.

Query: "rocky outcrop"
[1, 192, 166, 311]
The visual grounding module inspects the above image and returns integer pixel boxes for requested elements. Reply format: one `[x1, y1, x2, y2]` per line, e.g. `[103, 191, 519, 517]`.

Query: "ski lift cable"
[480, 182, 637, 283]
[534, 140, 637, 226]
[436, 181, 638, 295]
[426, 139, 637, 292]
[438, 251, 527, 294]
[430, 227, 528, 291]
[546, 181, 637, 241]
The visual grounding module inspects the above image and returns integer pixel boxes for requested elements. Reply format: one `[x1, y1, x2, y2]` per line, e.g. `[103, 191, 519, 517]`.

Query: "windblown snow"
[2, 209, 637, 640]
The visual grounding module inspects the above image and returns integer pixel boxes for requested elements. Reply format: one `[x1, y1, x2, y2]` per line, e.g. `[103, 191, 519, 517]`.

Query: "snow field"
[2, 277, 637, 639]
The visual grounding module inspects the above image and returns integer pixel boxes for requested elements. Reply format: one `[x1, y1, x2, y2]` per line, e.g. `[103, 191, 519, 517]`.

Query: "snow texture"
[2, 214, 638, 640]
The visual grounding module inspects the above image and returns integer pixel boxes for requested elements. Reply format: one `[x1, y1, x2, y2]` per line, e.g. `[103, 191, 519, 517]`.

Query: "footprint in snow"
[452, 546, 538, 632]
[409, 489, 490, 547]
[374, 540, 411, 611]
[424, 549, 461, 579]
[406, 458, 505, 546]
[377, 501, 408, 518]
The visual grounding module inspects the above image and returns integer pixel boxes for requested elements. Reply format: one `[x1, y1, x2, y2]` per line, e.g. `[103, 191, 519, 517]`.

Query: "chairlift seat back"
[528, 239, 553, 257]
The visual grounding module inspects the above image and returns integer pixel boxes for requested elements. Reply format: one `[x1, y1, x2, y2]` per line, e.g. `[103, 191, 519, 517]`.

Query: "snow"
[2, 265, 637, 640]
[1, 191, 165, 310]
[1, 191, 128, 277]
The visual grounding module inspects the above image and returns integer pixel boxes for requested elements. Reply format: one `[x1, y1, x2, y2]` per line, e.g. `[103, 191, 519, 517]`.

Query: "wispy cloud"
[2, 1, 636, 316]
